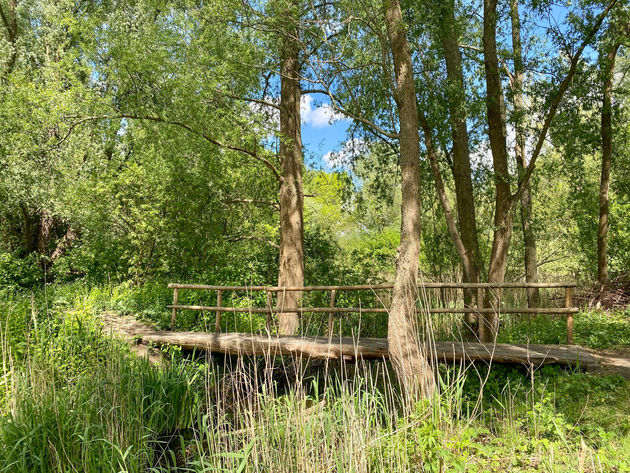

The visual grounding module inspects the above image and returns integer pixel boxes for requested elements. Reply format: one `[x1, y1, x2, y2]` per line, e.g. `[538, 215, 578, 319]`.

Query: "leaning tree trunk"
[439, 0, 482, 335]
[482, 0, 513, 342]
[598, 41, 619, 286]
[383, 0, 435, 401]
[277, 18, 304, 336]
[510, 0, 539, 308]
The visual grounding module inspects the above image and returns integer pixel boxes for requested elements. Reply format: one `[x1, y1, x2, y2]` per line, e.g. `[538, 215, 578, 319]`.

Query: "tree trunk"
[277, 12, 304, 336]
[510, 0, 539, 307]
[482, 0, 512, 341]
[51, 225, 79, 261]
[598, 41, 619, 286]
[37, 210, 55, 257]
[383, 0, 435, 401]
[0, 0, 19, 79]
[439, 0, 481, 334]
[20, 204, 38, 254]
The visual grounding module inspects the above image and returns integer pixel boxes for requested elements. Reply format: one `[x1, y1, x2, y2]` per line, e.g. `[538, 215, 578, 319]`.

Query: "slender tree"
[437, 0, 482, 333]
[477, 0, 617, 340]
[510, 0, 539, 307]
[598, 32, 622, 285]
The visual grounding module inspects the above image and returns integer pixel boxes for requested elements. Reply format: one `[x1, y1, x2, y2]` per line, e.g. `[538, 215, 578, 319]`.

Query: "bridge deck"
[140, 331, 630, 378]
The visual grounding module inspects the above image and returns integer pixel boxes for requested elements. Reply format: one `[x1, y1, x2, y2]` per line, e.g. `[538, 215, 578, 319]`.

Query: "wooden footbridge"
[127, 282, 630, 377]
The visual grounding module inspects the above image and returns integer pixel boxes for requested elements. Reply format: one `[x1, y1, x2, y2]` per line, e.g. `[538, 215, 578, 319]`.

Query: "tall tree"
[482, 0, 512, 340]
[437, 0, 482, 333]
[383, 0, 434, 400]
[276, 0, 304, 335]
[478, 0, 617, 340]
[598, 37, 619, 286]
[510, 0, 539, 307]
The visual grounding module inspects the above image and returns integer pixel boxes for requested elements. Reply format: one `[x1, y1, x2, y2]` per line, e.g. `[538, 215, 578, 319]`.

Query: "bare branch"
[215, 89, 279, 109]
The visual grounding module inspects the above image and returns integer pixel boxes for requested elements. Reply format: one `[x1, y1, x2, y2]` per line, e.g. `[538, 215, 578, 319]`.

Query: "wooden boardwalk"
[140, 331, 630, 378]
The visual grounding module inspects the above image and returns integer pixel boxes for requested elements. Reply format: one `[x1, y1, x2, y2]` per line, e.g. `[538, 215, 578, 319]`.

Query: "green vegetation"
[2, 0, 630, 470]
[1, 285, 629, 472]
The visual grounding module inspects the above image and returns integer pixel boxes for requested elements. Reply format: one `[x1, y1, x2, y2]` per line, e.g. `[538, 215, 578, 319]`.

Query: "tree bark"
[51, 225, 79, 260]
[0, 0, 19, 79]
[420, 113, 473, 281]
[482, 0, 512, 341]
[277, 7, 304, 335]
[509, 0, 539, 307]
[21, 205, 38, 255]
[37, 210, 55, 257]
[383, 0, 435, 400]
[439, 0, 481, 333]
[598, 41, 619, 286]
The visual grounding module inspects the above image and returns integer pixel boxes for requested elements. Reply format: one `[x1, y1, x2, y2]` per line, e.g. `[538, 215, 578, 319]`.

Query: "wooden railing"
[167, 282, 578, 344]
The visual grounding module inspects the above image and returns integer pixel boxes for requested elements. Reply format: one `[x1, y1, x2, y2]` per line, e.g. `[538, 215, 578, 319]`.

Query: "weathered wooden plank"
[142, 333, 388, 359]
[140, 332, 613, 373]
[167, 304, 579, 315]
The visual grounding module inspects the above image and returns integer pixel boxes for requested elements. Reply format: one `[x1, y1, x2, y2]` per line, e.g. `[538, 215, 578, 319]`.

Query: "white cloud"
[301, 95, 345, 128]
[246, 95, 346, 138]
[323, 138, 367, 168]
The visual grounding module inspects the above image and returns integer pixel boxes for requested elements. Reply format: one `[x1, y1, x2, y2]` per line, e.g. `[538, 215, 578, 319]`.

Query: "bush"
[0, 252, 42, 289]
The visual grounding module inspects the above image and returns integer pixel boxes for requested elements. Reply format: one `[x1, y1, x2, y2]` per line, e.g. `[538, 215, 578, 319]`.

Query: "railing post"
[170, 287, 179, 330]
[327, 289, 336, 336]
[214, 290, 223, 333]
[266, 290, 273, 332]
[476, 286, 484, 339]
[565, 286, 574, 345]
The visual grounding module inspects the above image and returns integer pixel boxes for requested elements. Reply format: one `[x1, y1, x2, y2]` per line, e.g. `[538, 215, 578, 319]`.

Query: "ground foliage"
[0, 285, 629, 472]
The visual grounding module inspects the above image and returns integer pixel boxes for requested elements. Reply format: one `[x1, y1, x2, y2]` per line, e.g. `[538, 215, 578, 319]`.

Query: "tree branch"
[215, 89, 280, 109]
[301, 88, 399, 139]
[511, 0, 618, 208]
[59, 114, 283, 182]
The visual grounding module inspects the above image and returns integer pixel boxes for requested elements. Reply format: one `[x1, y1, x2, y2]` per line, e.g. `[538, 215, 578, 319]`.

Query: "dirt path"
[99, 311, 163, 364]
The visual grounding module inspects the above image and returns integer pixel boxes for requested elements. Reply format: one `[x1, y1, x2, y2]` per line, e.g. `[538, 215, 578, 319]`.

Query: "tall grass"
[1, 283, 629, 472]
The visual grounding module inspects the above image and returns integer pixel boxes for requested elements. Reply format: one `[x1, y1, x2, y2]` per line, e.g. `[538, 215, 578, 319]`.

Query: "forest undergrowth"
[0, 282, 629, 472]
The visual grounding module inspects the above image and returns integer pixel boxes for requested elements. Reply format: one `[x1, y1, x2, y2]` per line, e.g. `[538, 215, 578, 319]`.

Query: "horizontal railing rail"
[167, 282, 577, 344]
[167, 282, 576, 291]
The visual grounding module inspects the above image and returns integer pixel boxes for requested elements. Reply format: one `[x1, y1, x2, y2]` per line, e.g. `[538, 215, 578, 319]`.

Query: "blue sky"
[299, 95, 351, 169]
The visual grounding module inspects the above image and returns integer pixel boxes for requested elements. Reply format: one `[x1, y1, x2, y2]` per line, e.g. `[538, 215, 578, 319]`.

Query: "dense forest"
[1, 0, 630, 471]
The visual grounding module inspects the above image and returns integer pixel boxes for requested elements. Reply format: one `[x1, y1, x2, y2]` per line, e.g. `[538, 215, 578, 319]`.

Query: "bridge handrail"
[167, 282, 576, 291]
[167, 282, 577, 344]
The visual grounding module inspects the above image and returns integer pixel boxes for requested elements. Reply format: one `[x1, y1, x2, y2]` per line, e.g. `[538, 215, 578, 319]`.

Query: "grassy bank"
[0, 282, 629, 472]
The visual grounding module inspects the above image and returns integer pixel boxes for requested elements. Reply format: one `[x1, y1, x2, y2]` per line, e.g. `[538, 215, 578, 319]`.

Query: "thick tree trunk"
[383, 0, 435, 401]
[510, 0, 539, 307]
[482, 0, 512, 341]
[439, 0, 481, 333]
[277, 16, 304, 335]
[598, 42, 619, 285]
